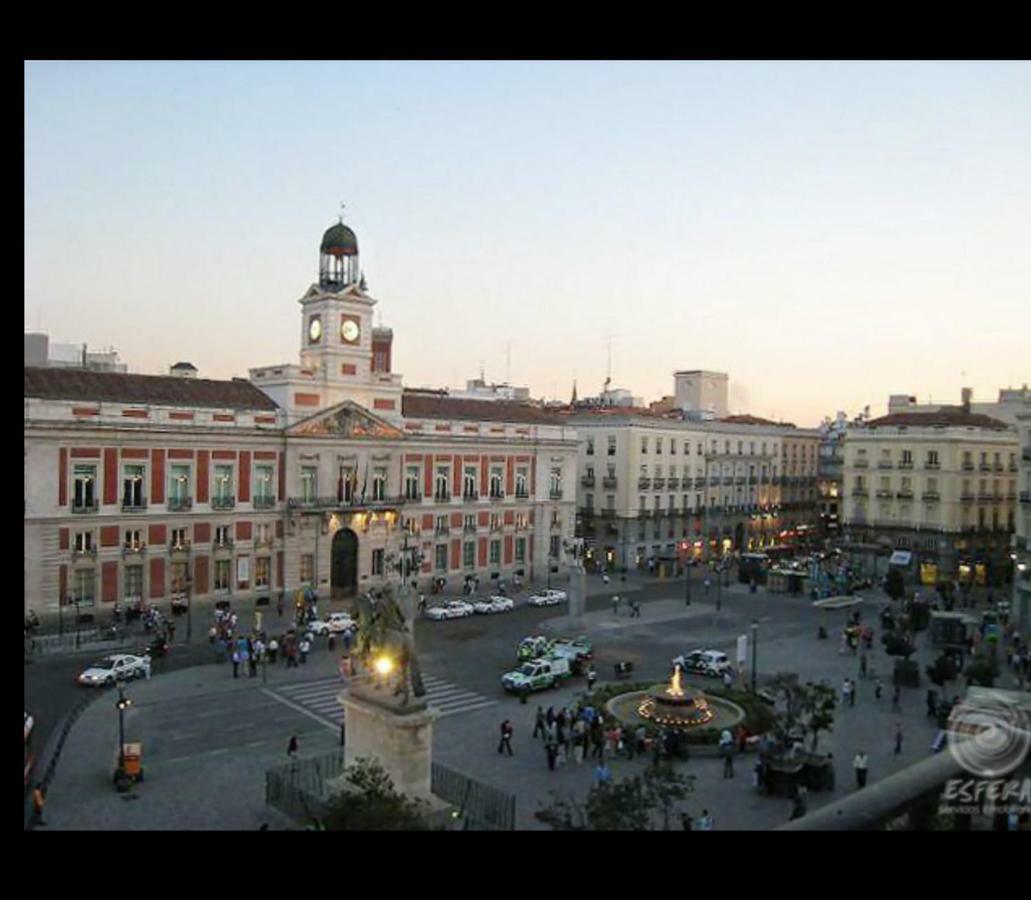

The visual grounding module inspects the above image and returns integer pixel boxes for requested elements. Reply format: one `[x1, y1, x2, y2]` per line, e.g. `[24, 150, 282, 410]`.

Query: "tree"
[964, 658, 996, 688]
[802, 682, 838, 752]
[535, 765, 694, 831]
[926, 653, 958, 688]
[882, 631, 916, 660]
[321, 757, 434, 831]
[884, 567, 906, 603]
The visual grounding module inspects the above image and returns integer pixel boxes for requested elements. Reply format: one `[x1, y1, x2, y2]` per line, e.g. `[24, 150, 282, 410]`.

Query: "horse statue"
[352, 586, 426, 706]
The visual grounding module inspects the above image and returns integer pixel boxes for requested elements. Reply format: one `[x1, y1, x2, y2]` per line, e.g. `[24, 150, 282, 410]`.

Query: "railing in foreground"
[431, 761, 516, 830]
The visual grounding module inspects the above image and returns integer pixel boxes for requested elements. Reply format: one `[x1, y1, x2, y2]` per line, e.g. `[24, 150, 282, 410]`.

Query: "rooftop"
[401, 390, 565, 425]
[24, 367, 279, 411]
[864, 408, 1011, 430]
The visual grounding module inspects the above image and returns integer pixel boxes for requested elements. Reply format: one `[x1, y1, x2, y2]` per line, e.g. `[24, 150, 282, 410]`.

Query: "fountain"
[636, 665, 717, 729]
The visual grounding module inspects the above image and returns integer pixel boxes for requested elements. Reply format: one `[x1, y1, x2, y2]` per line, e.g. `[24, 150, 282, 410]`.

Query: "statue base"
[330, 682, 444, 809]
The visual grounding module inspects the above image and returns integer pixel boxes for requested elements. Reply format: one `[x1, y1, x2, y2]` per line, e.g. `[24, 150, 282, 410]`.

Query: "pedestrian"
[891, 684, 901, 711]
[287, 735, 298, 758]
[533, 706, 546, 739]
[167, 619, 176, 643]
[546, 706, 555, 728]
[723, 670, 733, 691]
[695, 809, 714, 831]
[926, 688, 938, 718]
[894, 721, 903, 755]
[498, 719, 514, 756]
[299, 636, 311, 664]
[594, 761, 611, 787]
[753, 758, 764, 791]
[859, 652, 868, 679]
[587, 666, 598, 692]
[327, 632, 336, 653]
[631, 598, 641, 618]
[545, 740, 558, 770]
[267, 637, 278, 665]
[849, 678, 856, 708]
[791, 785, 808, 820]
[875, 677, 883, 700]
[722, 744, 734, 779]
[418, 594, 427, 614]
[841, 677, 851, 706]
[208, 624, 218, 644]
[31, 782, 46, 827]
[603, 572, 610, 586]
[681, 812, 693, 831]
[853, 751, 868, 789]
[231, 648, 241, 678]
[612, 594, 620, 616]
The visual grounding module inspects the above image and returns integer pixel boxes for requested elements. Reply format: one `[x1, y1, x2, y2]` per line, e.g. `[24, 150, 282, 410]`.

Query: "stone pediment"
[289, 400, 404, 439]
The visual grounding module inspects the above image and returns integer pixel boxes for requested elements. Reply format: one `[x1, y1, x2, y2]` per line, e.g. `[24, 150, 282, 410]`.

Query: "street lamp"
[684, 555, 692, 606]
[115, 678, 132, 789]
[185, 571, 193, 643]
[750, 619, 758, 694]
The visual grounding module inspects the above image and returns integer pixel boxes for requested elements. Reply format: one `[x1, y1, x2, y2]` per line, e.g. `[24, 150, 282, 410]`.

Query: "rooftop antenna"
[339, 201, 346, 223]
[479, 360, 485, 383]
[607, 334, 612, 382]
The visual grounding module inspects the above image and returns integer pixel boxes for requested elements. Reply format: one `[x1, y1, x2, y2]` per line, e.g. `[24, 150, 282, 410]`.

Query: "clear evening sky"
[24, 61, 1031, 426]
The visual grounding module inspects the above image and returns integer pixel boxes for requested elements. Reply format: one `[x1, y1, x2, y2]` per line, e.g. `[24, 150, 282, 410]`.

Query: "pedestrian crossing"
[270, 674, 497, 727]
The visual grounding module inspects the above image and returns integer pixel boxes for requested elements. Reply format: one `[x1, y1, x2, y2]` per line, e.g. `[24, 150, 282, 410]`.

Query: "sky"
[24, 60, 1031, 427]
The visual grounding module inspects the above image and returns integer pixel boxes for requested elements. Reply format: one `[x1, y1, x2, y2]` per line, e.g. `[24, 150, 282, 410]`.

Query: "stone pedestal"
[568, 564, 587, 619]
[333, 682, 442, 805]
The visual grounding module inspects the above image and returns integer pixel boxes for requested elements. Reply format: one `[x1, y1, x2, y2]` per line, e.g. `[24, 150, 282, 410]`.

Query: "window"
[463, 466, 478, 499]
[684, 441, 690, 456]
[515, 537, 526, 563]
[214, 560, 231, 592]
[607, 436, 616, 456]
[372, 467, 387, 501]
[301, 466, 318, 503]
[656, 438, 662, 455]
[124, 529, 143, 550]
[464, 514, 476, 533]
[170, 527, 187, 549]
[584, 493, 594, 511]
[490, 466, 504, 498]
[549, 467, 563, 498]
[435, 544, 448, 571]
[463, 542, 475, 568]
[371, 549, 385, 576]
[300, 554, 314, 583]
[124, 565, 144, 602]
[725, 441, 730, 454]
[641, 438, 648, 454]
[683, 494, 689, 512]
[72, 464, 97, 509]
[606, 494, 615, 511]
[902, 449, 913, 465]
[72, 569, 95, 606]
[551, 509, 561, 528]
[169, 562, 187, 597]
[607, 463, 616, 479]
[168, 464, 191, 506]
[670, 439, 676, 455]
[436, 514, 448, 535]
[405, 466, 420, 500]
[255, 523, 272, 545]
[549, 535, 561, 559]
[340, 466, 355, 503]
[255, 557, 270, 588]
[489, 512, 501, 530]
[586, 438, 595, 456]
[122, 464, 146, 508]
[516, 468, 528, 497]
[515, 513, 528, 530]
[738, 441, 743, 454]
[215, 525, 231, 547]
[435, 467, 450, 500]
[254, 465, 274, 503]
[639, 494, 646, 512]
[213, 464, 234, 505]
[668, 495, 676, 513]
[490, 540, 501, 565]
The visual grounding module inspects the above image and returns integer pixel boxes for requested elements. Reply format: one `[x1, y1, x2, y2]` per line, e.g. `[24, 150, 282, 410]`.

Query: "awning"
[889, 551, 913, 566]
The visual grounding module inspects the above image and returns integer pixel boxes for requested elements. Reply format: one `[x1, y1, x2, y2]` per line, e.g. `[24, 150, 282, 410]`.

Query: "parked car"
[309, 612, 357, 636]
[549, 636, 593, 674]
[425, 600, 475, 620]
[671, 649, 733, 678]
[472, 595, 514, 615]
[501, 655, 572, 693]
[77, 654, 151, 687]
[527, 589, 566, 607]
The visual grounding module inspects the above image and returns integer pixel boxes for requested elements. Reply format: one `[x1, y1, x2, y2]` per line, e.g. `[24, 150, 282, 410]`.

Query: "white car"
[308, 613, 357, 636]
[473, 595, 515, 615]
[425, 600, 475, 620]
[672, 649, 734, 678]
[77, 654, 151, 686]
[527, 589, 566, 607]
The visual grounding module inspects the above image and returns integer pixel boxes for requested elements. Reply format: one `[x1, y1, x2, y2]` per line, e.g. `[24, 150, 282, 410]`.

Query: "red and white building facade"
[23, 221, 578, 623]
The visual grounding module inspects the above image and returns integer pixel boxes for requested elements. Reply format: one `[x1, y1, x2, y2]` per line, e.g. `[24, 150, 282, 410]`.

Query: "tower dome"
[319, 220, 359, 289]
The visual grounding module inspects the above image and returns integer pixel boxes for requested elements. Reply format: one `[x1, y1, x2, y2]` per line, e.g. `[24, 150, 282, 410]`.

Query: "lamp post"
[685, 556, 692, 606]
[185, 571, 193, 643]
[750, 619, 758, 694]
[115, 678, 132, 788]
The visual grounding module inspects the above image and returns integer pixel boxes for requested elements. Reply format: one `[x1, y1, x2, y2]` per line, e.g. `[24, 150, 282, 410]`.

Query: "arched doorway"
[331, 528, 359, 601]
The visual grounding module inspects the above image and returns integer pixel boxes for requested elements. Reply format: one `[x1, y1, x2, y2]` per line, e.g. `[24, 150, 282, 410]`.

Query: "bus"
[24, 711, 35, 789]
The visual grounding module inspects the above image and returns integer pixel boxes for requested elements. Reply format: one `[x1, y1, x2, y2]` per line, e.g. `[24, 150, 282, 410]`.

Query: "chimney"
[961, 387, 972, 412]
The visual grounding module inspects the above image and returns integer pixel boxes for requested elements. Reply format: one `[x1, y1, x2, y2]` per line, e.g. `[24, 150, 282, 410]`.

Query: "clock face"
[341, 318, 361, 343]
[308, 316, 322, 343]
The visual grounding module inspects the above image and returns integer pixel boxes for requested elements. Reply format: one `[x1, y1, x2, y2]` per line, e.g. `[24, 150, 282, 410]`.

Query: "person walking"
[723, 670, 734, 691]
[695, 809, 714, 831]
[287, 735, 299, 758]
[859, 652, 868, 679]
[631, 598, 641, 618]
[891, 684, 901, 711]
[791, 784, 808, 820]
[498, 719, 514, 756]
[545, 739, 558, 771]
[874, 677, 883, 700]
[586, 666, 598, 692]
[299, 636, 311, 665]
[250, 639, 262, 677]
[841, 677, 852, 707]
[722, 743, 735, 779]
[853, 751, 869, 789]
[533, 706, 546, 739]
[681, 812, 693, 830]
[594, 761, 611, 787]
[848, 678, 856, 708]
[231, 647, 241, 678]
[894, 721, 904, 755]
[267, 636, 279, 665]
[612, 594, 620, 617]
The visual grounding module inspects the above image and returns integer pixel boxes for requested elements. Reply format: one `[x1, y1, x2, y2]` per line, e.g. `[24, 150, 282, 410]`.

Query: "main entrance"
[331, 528, 359, 601]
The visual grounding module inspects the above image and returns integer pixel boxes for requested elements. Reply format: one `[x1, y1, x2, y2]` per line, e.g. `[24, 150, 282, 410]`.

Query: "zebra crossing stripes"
[272, 674, 497, 723]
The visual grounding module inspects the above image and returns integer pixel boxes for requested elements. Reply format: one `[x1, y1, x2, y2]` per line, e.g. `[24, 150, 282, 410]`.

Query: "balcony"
[896, 489, 914, 500]
[1010, 462, 1019, 472]
[667, 477, 680, 490]
[924, 461, 940, 470]
[580, 476, 596, 488]
[638, 478, 652, 490]
[434, 491, 452, 502]
[875, 489, 894, 499]
[579, 507, 595, 518]
[121, 499, 149, 513]
[211, 496, 236, 510]
[434, 525, 450, 536]
[853, 459, 868, 469]
[515, 488, 529, 499]
[599, 508, 616, 518]
[960, 493, 975, 504]
[771, 476, 782, 486]
[169, 541, 191, 554]
[549, 489, 564, 500]
[463, 524, 477, 534]
[898, 461, 913, 470]
[736, 476, 746, 485]
[653, 478, 665, 490]
[851, 487, 868, 497]
[877, 460, 893, 470]
[977, 493, 995, 503]
[213, 539, 234, 551]
[167, 496, 193, 512]
[602, 476, 618, 489]
[723, 477, 734, 486]
[961, 462, 974, 471]
[748, 476, 757, 485]
[253, 495, 276, 509]
[1020, 491, 1031, 505]
[978, 462, 992, 472]
[462, 490, 479, 501]
[71, 546, 97, 560]
[993, 463, 1004, 472]
[921, 491, 940, 502]
[121, 544, 147, 558]
[1023, 447, 1031, 462]
[287, 495, 407, 512]
[71, 500, 99, 515]
[637, 509, 651, 519]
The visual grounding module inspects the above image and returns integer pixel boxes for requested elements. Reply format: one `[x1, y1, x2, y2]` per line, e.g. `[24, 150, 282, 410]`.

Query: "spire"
[571, 379, 578, 404]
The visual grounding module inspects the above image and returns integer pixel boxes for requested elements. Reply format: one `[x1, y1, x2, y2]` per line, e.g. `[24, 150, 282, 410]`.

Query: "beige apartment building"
[1013, 409, 1031, 637]
[842, 408, 1018, 589]
[569, 410, 820, 572]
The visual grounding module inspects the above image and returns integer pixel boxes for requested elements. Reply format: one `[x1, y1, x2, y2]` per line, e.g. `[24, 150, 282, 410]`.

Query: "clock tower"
[249, 218, 404, 424]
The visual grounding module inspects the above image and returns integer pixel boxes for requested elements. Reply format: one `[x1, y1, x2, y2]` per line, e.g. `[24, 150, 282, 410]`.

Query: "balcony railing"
[653, 478, 665, 490]
[978, 463, 992, 472]
[638, 478, 652, 490]
[549, 489, 564, 500]
[515, 488, 529, 499]
[877, 461, 893, 469]
[211, 496, 236, 510]
[977, 493, 995, 503]
[638, 509, 650, 519]
[121, 544, 147, 557]
[169, 541, 191, 553]
[924, 461, 940, 470]
[993, 463, 1004, 472]
[1010, 463, 1019, 472]
[852, 487, 868, 497]
[723, 477, 734, 486]
[875, 489, 894, 499]
[167, 496, 193, 512]
[580, 476, 596, 488]
[213, 539, 234, 551]
[602, 477, 618, 489]
[434, 525, 449, 536]
[667, 477, 680, 490]
[287, 495, 407, 511]
[71, 500, 99, 514]
[898, 461, 913, 470]
[748, 476, 757, 485]
[599, 508, 616, 518]
[462, 490, 479, 501]
[853, 459, 868, 468]
[1020, 491, 1031, 505]
[121, 499, 148, 512]
[71, 546, 97, 560]
[435, 491, 452, 502]
[253, 495, 277, 509]
[961, 462, 974, 471]
[921, 491, 940, 502]
[960, 493, 975, 503]
[897, 490, 914, 499]
[736, 476, 746, 485]
[463, 524, 477, 534]
[1023, 447, 1031, 462]
[489, 490, 506, 501]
